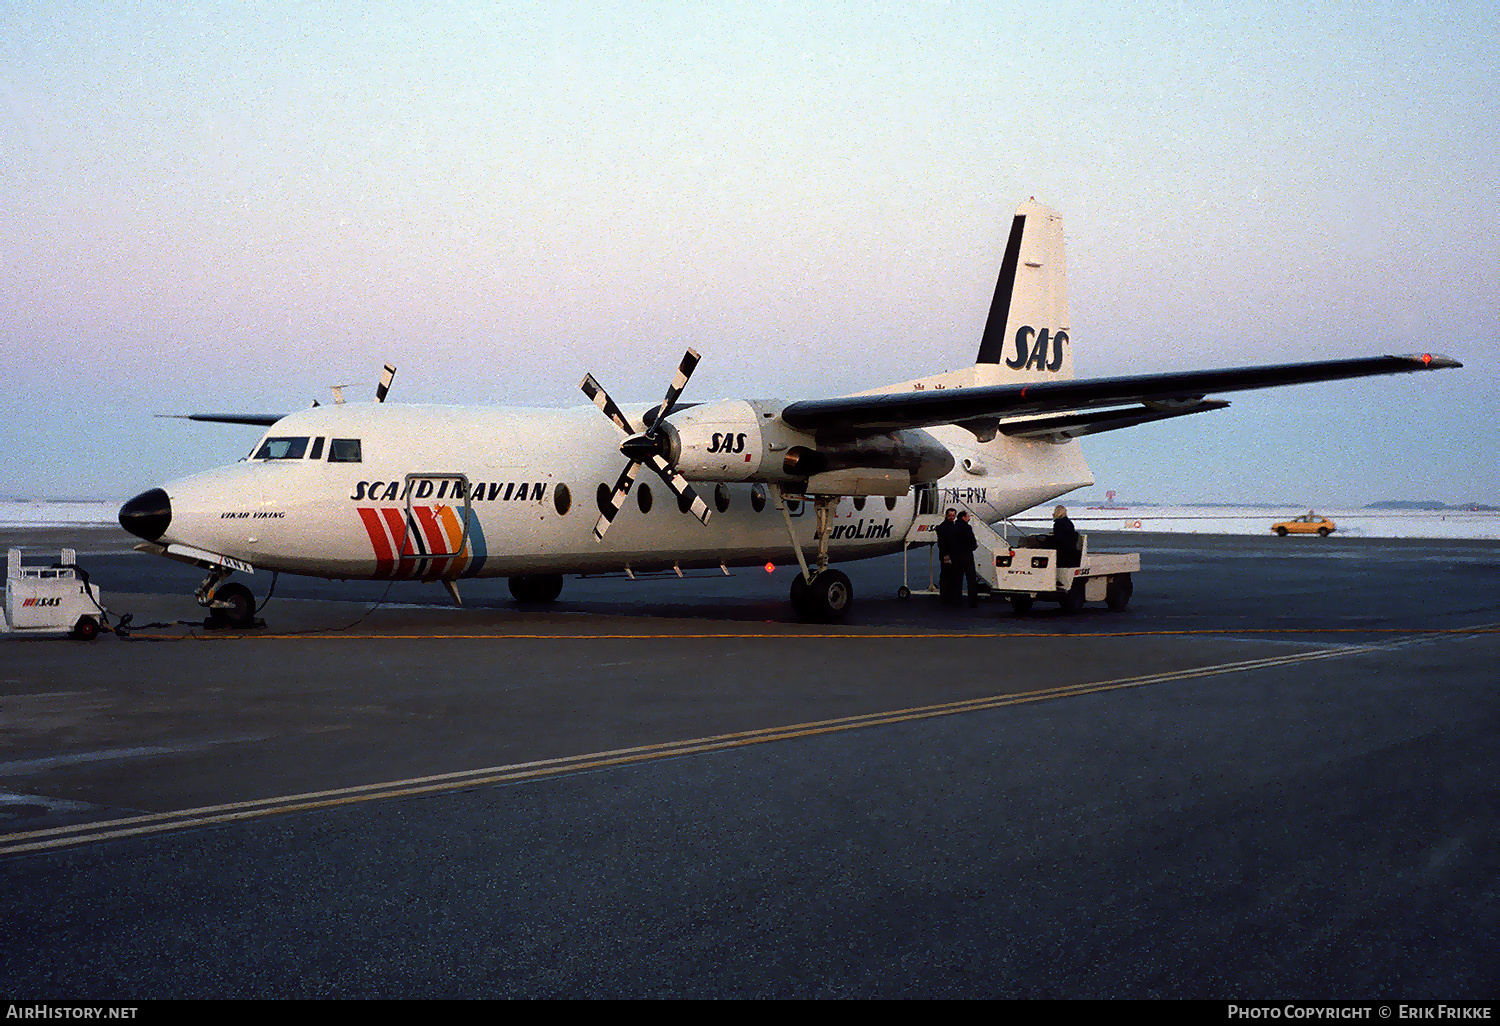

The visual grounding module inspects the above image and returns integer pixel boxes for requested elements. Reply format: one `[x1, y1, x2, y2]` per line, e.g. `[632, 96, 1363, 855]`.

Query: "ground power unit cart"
[4, 548, 106, 640]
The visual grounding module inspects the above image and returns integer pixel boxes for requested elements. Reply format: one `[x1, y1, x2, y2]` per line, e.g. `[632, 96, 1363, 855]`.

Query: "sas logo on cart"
[1005, 326, 1068, 372]
[20, 597, 63, 607]
[354, 503, 489, 580]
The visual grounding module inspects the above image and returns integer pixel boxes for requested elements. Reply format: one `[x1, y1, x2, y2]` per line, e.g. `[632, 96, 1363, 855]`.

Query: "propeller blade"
[648, 455, 712, 525]
[584, 348, 709, 541]
[581, 373, 637, 435]
[645, 348, 700, 436]
[593, 460, 641, 541]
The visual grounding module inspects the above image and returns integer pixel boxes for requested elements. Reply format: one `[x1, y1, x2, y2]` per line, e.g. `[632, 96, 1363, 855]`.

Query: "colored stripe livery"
[356, 504, 489, 579]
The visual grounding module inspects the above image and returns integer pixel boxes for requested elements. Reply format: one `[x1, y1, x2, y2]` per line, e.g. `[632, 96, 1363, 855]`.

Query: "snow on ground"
[4, 499, 1497, 540]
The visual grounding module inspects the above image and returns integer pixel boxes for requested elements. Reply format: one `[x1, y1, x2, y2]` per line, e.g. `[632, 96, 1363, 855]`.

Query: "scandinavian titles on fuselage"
[348, 479, 549, 503]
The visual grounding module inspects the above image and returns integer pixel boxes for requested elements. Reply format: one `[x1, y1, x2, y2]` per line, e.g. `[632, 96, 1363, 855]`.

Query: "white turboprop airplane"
[119, 200, 1460, 625]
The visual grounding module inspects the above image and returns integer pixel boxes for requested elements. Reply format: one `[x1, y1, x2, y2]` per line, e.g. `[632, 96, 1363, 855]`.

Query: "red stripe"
[357, 508, 395, 578]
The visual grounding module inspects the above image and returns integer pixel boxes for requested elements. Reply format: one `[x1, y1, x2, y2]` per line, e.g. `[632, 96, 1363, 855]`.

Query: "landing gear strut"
[196, 568, 259, 629]
[777, 487, 852, 623]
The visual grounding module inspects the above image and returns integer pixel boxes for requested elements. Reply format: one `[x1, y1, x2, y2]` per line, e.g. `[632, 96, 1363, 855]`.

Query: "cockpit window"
[254, 437, 309, 460]
[328, 438, 362, 463]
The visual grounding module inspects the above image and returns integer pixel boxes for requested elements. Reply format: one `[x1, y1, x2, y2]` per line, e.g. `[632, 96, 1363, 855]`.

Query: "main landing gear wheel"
[790, 569, 852, 623]
[209, 582, 257, 629]
[509, 574, 564, 603]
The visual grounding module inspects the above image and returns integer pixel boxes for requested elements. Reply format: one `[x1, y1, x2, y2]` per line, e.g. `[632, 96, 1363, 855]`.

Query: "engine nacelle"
[662, 399, 805, 483]
[662, 399, 955, 492]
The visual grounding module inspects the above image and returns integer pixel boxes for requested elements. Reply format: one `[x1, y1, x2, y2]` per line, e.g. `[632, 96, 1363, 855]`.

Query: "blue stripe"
[462, 507, 488, 577]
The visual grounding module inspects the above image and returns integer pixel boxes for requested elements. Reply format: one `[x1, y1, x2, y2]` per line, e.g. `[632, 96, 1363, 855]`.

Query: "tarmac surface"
[2, 524, 1497, 998]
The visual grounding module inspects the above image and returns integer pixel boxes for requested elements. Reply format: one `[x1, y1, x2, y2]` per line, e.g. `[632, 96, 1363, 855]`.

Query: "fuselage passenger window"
[254, 437, 309, 460]
[328, 438, 362, 463]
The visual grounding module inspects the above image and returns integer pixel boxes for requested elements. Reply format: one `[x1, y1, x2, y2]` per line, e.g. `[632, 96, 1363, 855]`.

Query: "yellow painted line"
[6, 629, 1477, 857]
[182, 626, 1500, 641]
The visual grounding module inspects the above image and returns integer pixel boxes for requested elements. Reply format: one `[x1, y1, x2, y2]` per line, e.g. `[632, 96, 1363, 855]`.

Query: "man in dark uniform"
[956, 510, 982, 606]
[1052, 505, 1080, 568]
[934, 507, 963, 606]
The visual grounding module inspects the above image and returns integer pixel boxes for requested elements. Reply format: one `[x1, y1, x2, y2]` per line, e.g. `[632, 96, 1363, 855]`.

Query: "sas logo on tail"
[1006, 326, 1068, 372]
[355, 503, 489, 580]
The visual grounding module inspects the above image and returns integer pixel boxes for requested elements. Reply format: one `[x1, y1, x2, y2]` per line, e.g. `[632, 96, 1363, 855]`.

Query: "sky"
[3, 0, 1496, 505]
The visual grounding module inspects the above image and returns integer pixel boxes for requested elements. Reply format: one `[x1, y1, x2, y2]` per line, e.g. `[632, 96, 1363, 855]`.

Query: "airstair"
[899, 503, 1013, 597]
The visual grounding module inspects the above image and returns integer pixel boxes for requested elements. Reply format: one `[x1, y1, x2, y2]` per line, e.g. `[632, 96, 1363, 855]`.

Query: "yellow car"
[1272, 513, 1336, 537]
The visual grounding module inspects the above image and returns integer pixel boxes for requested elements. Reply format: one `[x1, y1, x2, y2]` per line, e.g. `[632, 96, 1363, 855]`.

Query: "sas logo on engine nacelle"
[708, 432, 749, 454]
[1005, 326, 1068, 372]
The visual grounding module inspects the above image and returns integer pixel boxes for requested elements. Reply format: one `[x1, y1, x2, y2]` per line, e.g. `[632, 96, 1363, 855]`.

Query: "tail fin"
[973, 199, 1072, 384]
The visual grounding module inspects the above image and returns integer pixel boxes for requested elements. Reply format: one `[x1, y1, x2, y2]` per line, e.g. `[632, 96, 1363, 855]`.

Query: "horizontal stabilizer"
[158, 413, 285, 427]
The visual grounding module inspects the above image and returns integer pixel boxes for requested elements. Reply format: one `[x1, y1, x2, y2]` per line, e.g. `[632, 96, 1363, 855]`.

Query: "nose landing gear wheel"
[209, 582, 257, 629]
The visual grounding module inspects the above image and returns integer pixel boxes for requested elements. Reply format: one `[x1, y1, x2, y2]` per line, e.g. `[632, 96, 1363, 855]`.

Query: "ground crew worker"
[956, 510, 982, 606]
[1052, 505, 1079, 568]
[934, 507, 964, 606]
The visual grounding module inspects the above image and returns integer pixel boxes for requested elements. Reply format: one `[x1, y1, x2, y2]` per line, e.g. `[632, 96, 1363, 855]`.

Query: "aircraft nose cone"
[119, 488, 171, 542]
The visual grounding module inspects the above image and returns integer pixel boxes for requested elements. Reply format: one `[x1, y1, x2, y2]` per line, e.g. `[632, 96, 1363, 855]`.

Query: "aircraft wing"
[779, 353, 1460, 439]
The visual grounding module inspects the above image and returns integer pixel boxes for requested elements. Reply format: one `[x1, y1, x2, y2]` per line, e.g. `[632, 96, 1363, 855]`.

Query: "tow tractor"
[901, 506, 1140, 614]
[989, 529, 1139, 614]
[4, 548, 107, 640]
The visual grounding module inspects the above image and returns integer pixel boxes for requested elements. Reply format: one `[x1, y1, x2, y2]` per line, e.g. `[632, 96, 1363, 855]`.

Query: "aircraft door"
[916, 483, 939, 515]
[402, 473, 473, 556]
[387, 472, 487, 580]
